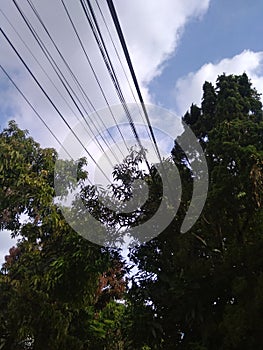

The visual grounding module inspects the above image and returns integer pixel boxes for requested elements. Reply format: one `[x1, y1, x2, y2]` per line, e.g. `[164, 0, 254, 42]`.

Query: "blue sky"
[149, 0, 263, 109]
[1, 0, 263, 137]
[1, 0, 263, 262]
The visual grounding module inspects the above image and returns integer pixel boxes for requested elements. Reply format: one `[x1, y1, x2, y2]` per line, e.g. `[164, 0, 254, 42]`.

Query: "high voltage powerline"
[0, 7, 117, 169]
[94, 0, 151, 141]
[80, 0, 151, 172]
[14, 0, 121, 167]
[0, 27, 112, 183]
[60, 0, 129, 155]
[0, 63, 73, 160]
[106, 0, 163, 166]
[0, 0, 167, 183]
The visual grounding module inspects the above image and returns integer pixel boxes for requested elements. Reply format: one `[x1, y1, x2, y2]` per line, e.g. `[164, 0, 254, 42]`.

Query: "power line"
[0, 27, 112, 183]
[106, 0, 163, 165]
[1, 62, 96, 187]
[0, 63, 73, 160]
[0, 8, 99, 157]
[94, 0, 152, 141]
[0, 62, 96, 187]
[24, 0, 123, 166]
[26, 0, 128, 162]
[106, 0, 178, 199]
[11, 0, 119, 168]
[60, 0, 129, 155]
[80, 0, 151, 172]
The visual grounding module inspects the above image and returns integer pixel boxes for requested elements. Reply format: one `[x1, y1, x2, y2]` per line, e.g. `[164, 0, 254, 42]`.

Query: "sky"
[1, 0, 263, 263]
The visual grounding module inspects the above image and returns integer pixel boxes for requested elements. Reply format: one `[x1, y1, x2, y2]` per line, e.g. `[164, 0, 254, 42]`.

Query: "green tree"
[1, 72, 263, 349]
[127, 73, 263, 349]
[0, 122, 127, 349]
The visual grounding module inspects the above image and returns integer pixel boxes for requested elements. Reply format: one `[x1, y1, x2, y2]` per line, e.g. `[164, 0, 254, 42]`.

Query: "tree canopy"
[0, 73, 262, 349]
[128, 73, 263, 349]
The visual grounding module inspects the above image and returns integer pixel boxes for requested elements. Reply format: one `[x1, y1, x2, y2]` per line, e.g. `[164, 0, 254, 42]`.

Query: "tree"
[1, 73, 262, 349]
[127, 73, 263, 349]
[0, 121, 126, 349]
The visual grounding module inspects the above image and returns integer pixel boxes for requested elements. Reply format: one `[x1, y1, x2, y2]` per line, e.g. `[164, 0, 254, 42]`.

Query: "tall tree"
[1, 73, 262, 349]
[0, 122, 126, 349]
[127, 73, 263, 349]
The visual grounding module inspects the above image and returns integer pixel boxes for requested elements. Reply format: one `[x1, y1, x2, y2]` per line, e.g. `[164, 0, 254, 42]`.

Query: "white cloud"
[174, 50, 263, 116]
[0, 0, 210, 148]
[0, 1, 211, 260]
[115, 0, 210, 86]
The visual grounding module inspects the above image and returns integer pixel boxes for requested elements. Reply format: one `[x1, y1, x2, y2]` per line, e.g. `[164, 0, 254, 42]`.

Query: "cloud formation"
[115, 0, 210, 87]
[0, 1, 211, 261]
[174, 50, 263, 116]
[0, 0, 210, 147]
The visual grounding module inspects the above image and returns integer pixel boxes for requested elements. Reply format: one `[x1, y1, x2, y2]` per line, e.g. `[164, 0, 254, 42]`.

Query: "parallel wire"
[0, 27, 111, 183]
[1, 1, 169, 183]
[0, 62, 96, 186]
[27, 0, 127, 158]
[11, 0, 118, 168]
[106, 0, 177, 198]
[0, 8, 101, 159]
[106, 0, 163, 164]
[24, 0, 121, 166]
[81, 0, 136, 139]
[60, 0, 129, 155]
[0, 63, 73, 160]
[94, 0, 152, 141]
[0, 8, 78, 119]
[81, 0, 151, 172]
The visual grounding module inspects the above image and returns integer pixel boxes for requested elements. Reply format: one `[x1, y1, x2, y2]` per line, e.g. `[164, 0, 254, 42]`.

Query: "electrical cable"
[0, 8, 104, 161]
[81, 0, 151, 172]
[26, 0, 126, 161]
[94, 0, 151, 141]
[106, 0, 163, 164]
[1, 62, 95, 187]
[106, 0, 177, 198]
[0, 63, 73, 160]
[11, 0, 119, 168]
[60, 0, 129, 155]
[0, 27, 112, 183]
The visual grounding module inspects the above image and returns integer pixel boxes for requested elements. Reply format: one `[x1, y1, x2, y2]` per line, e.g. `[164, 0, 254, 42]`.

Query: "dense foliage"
[0, 122, 126, 349]
[127, 73, 263, 349]
[0, 73, 262, 349]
